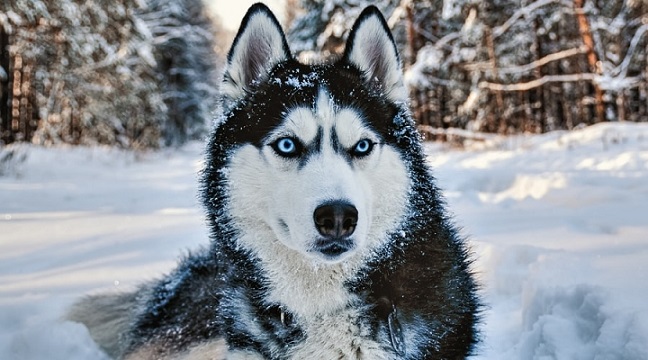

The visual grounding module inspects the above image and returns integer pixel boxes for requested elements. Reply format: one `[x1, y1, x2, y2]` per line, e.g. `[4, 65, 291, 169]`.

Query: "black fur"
[120, 4, 480, 359]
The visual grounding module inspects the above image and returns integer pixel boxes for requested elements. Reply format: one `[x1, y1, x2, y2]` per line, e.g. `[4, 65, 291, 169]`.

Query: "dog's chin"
[307, 237, 357, 265]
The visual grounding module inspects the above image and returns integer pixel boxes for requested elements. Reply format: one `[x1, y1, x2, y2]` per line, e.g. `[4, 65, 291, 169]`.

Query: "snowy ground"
[1, 122, 647, 359]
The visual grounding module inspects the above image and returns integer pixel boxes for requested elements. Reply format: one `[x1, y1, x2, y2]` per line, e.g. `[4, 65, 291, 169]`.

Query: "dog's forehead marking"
[315, 88, 336, 128]
[280, 89, 370, 148]
[282, 107, 319, 143]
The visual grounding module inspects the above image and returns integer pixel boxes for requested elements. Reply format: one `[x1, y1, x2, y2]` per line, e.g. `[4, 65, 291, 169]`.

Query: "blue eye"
[352, 139, 374, 157]
[272, 137, 300, 157]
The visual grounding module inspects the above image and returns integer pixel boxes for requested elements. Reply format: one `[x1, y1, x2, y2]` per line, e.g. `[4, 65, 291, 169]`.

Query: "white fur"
[226, 350, 265, 360]
[289, 307, 391, 359]
[346, 15, 408, 103]
[178, 340, 228, 360]
[226, 89, 410, 357]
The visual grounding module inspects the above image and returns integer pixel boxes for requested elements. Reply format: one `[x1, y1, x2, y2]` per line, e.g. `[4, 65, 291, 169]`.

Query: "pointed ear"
[342, 6, 407, 103]
[221, 3, 291, 107]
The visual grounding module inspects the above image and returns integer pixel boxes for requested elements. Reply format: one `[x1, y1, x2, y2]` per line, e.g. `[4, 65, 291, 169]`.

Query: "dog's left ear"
[221, 3, 291, 108]
[343, 6, 408, 103]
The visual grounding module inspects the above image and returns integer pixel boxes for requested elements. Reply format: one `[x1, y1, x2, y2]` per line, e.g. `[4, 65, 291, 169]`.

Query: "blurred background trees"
[288, 0, 648, 140]
[1, 0, 219, 149]
[2, 0, 648, 148]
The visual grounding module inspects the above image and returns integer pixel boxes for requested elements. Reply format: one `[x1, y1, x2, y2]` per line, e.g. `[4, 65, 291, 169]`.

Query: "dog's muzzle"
[313, 201, 357, 258]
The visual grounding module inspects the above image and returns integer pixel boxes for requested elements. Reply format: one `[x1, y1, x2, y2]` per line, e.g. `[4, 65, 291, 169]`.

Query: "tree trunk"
[1, 27, 10, 144]
[405, 2, 416, 67]
[574, 0, 605, 123]
[485, 26, 505, 133]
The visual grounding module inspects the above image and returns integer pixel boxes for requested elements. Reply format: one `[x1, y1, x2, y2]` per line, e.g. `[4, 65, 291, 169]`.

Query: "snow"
[0, 143, 208, 359]
[427, 123, 648, 359]
[404, 45, 443, 88]
[442, 0, 462, 20]
[1, 122, 648, 359]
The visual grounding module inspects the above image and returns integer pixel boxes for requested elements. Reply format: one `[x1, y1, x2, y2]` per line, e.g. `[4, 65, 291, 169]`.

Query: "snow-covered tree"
[140, 0, 220, 146]
[287, 0, 402, 60]
[287, 0, 648, 138]
[0, 0, 220, 149]
[403, 0, 648, 136]
[1, 0, 164, 148]
[585, 0, 648, 123]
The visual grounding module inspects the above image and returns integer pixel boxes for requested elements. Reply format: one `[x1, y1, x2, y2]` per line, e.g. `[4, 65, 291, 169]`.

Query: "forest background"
[2, 0, 648, 150]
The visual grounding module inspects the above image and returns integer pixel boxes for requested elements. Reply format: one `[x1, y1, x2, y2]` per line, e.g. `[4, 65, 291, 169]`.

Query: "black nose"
[313, 201, 358, 238]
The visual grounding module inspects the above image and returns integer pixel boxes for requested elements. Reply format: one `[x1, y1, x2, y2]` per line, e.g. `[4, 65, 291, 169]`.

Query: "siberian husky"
[68, 3, 480, 359]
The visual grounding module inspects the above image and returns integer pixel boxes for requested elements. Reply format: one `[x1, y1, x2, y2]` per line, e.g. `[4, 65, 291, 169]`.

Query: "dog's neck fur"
[248, 236, 353, 315]
[236, 224, 377, 318]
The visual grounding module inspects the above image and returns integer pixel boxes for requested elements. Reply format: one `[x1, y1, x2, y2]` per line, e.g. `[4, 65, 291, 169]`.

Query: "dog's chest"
[271, 280, 390, 357]
[261, 271, 395, 359]
[235, 235, 400, 358]
[285, 307, 393, 360]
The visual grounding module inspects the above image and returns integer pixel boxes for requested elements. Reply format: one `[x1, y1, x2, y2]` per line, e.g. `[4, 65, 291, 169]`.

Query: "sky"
[206, 0, 287, 30]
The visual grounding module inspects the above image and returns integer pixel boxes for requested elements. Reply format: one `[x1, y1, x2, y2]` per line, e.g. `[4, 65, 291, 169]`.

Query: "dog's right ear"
[342, 6, 407, 103]
[221, 3, 291, 108]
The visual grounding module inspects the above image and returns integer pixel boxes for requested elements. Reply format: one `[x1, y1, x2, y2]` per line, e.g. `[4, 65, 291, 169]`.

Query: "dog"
[68, 3, 480, 359]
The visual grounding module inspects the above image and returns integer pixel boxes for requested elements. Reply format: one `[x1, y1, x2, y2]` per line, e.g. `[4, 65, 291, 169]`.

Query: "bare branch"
[418, 125, 499, 141]
[479, 73, 597, 91]
[493, 0, 571, 38]
[465, 46, 587, 75]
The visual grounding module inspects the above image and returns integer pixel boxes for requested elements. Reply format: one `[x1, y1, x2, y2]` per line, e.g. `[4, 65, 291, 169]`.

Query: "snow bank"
[0, 143, 208, 359]
[1, 123, 647, 359]
[427, 122, 648, 359]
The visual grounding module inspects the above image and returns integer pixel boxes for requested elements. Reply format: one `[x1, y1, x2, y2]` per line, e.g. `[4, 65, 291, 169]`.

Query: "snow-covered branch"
[479, 73, 597, 91]
[418, 125, 499, 141]
[493, 0, 571, 38]
[465, 47, 587, 75]
[613, 23, 648, 79]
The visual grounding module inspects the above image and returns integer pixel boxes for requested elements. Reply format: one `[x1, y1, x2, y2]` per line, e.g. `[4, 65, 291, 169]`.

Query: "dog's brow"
[333, 109, 373, 148]
[279, 107, 319, 143]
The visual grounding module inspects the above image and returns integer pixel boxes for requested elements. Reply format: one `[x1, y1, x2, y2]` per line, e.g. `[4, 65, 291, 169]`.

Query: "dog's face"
[217, 5, 410, 264]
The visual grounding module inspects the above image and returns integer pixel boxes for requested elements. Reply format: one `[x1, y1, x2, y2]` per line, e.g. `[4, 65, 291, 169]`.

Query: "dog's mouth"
[311, 237, 356, 261]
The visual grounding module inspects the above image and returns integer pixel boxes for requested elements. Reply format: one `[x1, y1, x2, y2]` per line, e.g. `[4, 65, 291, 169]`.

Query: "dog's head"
[209, 4, 411, 265]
